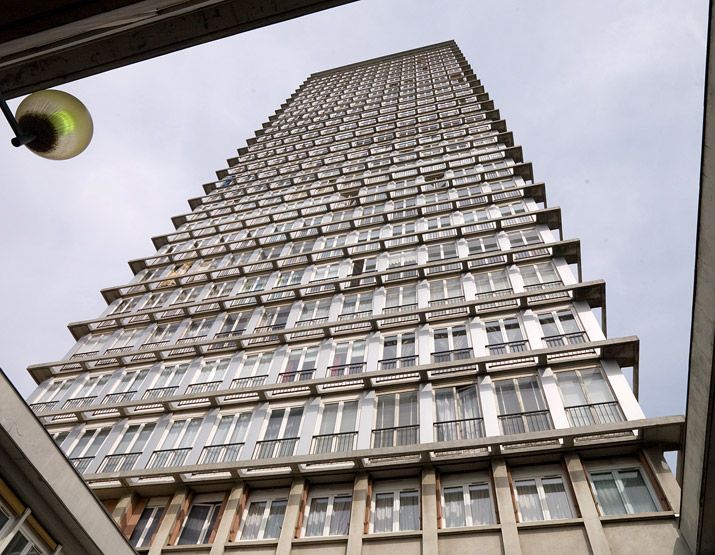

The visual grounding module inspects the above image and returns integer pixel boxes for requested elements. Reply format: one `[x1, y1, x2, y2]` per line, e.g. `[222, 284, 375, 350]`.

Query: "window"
[256, 305, 291, 331]
[506, 228, 542, 248]
[67, 427, 110, 473]
[149, 418, 201, 468]
[428, 241, 458, 261]
[100, 422, 156, 472]
[512, 469, 575, 522]
[146, 363, 188, 397]
[205, 280, 236, 299]
[499, 201, 527, 217]
[374, 391, 418, 447]
[68, 373, 110, 405]
[281, 346, 319, 381]
[384, 284, 417, 312]
[303, 489, 353, 536]
[371, 481, 420, 533]
[291, 240, 316, 255]
[473, 269, 511, 298]
[255, 407, 304, 459]
[555, 368, 623, 426]
[34, 378, 73, 406]
[484, 317, 527, 354]
[200, 413, 251, 464]
[239, 275, 269, 293]
[140, 291, 169, 310]
[494, 376, 552, 434]
[182, 317, 215, 340]
[177, 496, 223, 545]
[434, 385, 483, 441]
[233, 352, 272, 388]
[108, 368, 150, 403]
[462, 209, 490, 224]
[441, 474, 495, 527]
[387, 249, 417, 269]
[381, 332, 417, 368]
[129, 499, 167, 548]
[217, 311, 251, 338]
[519, 262, 562, 290]
[329, 340, 366, 376]
[432, 325, 471, 361]
[538, 309, 586, 346]
[428, 277, 464, 306]
[341, 291, 373, 318]
[110, 296, 140, 315]
[142, 322, 180, 347]
[352, 256, 378, 275]
[172, 286, 203, 305]
[313, 400, 359, 454]
[467, 235, 499, 255]
[588, 467, 659, 515]
[109, 328, 141, 351]
[239, 494, 288, 540]
[426, 215, 452, 230]
[391, 221, 416, 237]
[312, 263, 340, 281]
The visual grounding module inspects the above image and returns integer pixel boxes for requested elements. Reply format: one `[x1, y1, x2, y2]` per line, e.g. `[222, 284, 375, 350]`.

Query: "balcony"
[498, 409, 553, 435]
[542, 332, 588, 348]
[142, 386, 179, 400]
[147, 447, 192, 469]
[523, 280, 563, 291]
[214, 328, 245, 339]
[487, 339, 529, 356]
[431, 348, 473, 363]
[253, 437, 299, 459]
[277, 369, 315, 383]
[474, 287, 513, 300]
[185, 381, 223, 395]
[565, 402, 624, 427]
[62, 395, 97, 410]
[434, 417, 485, 441]
[295, 317, 328, 327]
[230, 374, 268, 389]
[379, 355, 418, 371]
[372, 425, 419, 448]
[98, 452, 142, 473]
[29, 401, 58, 414]
[338, 310, 372, 321]
[69, 456, 94, 474]
[199, 442, 244, 465]
[428, 296, 465, 307]
[102, 390, 137, 404]
[311, 431, 358, 454]
[382, 303, 417, 315]
[327, 362, 366, 377]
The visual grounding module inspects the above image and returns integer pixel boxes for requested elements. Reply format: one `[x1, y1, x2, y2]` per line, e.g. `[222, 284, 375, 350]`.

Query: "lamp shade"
[15, 90, 93, 160]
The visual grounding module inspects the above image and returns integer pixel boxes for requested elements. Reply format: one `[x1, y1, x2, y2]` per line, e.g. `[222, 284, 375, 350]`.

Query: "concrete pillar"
[111, 492, 135, 529]
[421, 468, 439, 554]
[479, 376, 500, 436]
[346, 473, 369, 555]
[643, 447, 681, 512]
[491, 458, 521, 555]
[539, 367, 569, 429]
[600, 360, 645, 420]
[419, 383, 434, 444]
[209, 483, 245, 555]
[564, 452, 611, 555]
[356, 391, 375, 449]
[417, 325, 432, 366]
[297, 398, 321, 455]
[573, 300, 605, 341]
[276, 478, 306, 555]
[148, 488, 189, 555]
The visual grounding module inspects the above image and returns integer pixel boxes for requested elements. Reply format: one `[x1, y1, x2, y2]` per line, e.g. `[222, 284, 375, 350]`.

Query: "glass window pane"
[305, 498, 328, 536]
[515, 480, 544, 522]
[469, 484, 495, 525]
[619, 470, 657, 514]
[241, 502, 266, 540]
[264, 500, 287, 539]
[374, 493, 394, 533]
[443, 486, 466, 528]
[399, 491, 420, 531]
[591, 473, 627, 515]
[542, 477, 573, 520]
[329, 496, 352, 536]
[556, 372, 587, 407]
[178, 504, 210, 544]
[580, 369, 614, 404]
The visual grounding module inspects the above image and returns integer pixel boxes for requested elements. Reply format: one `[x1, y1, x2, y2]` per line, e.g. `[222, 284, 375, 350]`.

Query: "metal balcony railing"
[29, 401, 58, 414]
[277, 369, 315, 383]
[327, 362, 367, 377]
[524, 280, 563, 291]
[253, 437, 299, 459]
[62, 395, 97, 409]
[542, 331, 588, 348]
[142, 386, 179, 400]
[310, 431, 358, 455]
[102, 390, 137, 404]
[474, 287, 513, 300]
[487, 339, 529, 356]
[214, 328, 245, 339]
[98, 452, 142, 473]
[185, 381, 223, 395]
[199, 442, 244, 465]
[382, 303, 418, 315]
[147, 447, 192, 469]
[295, 317, 328, 327]
[139, 340, 170, 351]
[372, 425, 419, 448]
[230, 375, 268, 389]
[338, 310, 372, 321]
[431, 348, 473, 363]
[379, 355, 418, 370]
[434, 417, 485, 441]
[498, 409, 553, 435]
[565, 402, 624, 427]
[69, 456, 94, 474]
[428, 295, 464, 307]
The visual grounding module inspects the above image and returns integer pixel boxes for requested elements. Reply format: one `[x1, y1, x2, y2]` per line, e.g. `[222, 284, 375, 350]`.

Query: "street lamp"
[0, 89, 93, 160]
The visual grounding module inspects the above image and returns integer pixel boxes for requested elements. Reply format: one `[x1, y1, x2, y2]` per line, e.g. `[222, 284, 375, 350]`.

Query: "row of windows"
[123, 459, 662, 548]
[0, 500, 47, 554]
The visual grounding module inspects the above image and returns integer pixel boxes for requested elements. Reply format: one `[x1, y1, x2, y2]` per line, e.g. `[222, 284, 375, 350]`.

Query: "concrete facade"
[23, 41, 688, 553]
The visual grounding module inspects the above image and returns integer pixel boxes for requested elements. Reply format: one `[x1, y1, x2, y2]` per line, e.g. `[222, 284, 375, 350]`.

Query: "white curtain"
[241, 502, 265, 540]
[374, 493, 394, 533]
[435, 390, 456, 441]
[542, 477, 573, 520]
[305, 497, 328, 536]
[329, 496, 352, 535]
[515, 480, 544, 522]
[443, 486, 466, 528]
[619, 470, 657, 513]
[469, 484, 495, 525]
[591, 473, 626, 515]
[264, 500, 287, 539]
[399, 490, 420, 531]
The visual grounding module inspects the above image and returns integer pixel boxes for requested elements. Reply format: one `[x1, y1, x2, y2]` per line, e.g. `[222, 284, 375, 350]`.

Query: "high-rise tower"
[24, 41, 686, 554]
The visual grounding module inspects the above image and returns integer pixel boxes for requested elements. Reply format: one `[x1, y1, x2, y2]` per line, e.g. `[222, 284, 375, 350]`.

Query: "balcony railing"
[434, 417, 485, 441]
[230, 375, 268, 389]
[487, 340, 529, 356]
[98, 451, 142, 473]
[379, 355, 418, 370]
[139, 340, 171, 351]
[431, 348, 473, 363]
[565, 402, 624, 427]
[185, 381, 223, 395]
[62, 395, 97, 409]
[338, 310, 372, 321]
[382, 303, 418, 315]
[102, 390, 137, 404]
[295, 317, 328, 327]
[524, 280, 563, 291]
[142, 386, 179, 400]
[474, 287, 513, 300]
[29, 401, 58, 414]
[498, 409, 553, 435]
[199, 442, 244, 465]
[214, 328, 245, 339]
[311, 431, 358, 454]
[428, 296, 464, 307]
[372, 425, 420, 448]
[327, 362, 367, 377]
[542, 331, 588, 348]
[253, 437, 299, 459]
[147, 447, 192, 469]
[277, 368, 315, 383]
[69, 456, 94, 474]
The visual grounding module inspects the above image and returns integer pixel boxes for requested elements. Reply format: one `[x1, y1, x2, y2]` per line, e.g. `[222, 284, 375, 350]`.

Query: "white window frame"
[440, 472, 496, 528]
[237, 490, 290, 541]
[129, 497, 169, 548]
[370, 479, 421, 533]
[511, 465, 576, 522]
[302, 487, 354, 537]
[586, 460, 661, 516]
[177, 493, 224, 545]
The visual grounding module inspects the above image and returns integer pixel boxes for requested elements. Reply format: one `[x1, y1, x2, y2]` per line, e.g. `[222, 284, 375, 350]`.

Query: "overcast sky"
[0, 0, 706, 429]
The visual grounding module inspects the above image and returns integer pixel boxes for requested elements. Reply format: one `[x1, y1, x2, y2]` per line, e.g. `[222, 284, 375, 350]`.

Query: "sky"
[0, 0, 707, 432]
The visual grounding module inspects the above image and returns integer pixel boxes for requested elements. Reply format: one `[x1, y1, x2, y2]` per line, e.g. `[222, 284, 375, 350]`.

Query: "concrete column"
[366, 332, 381, 373]
[209, 483, 245, 555]
[539, 367, 569, 429]
[643, 448, 681, 512]
[111, 492, 135, 529]
[521, 309, 543, 350]
[573, 300, 605, 341]
[419, 383, 434, 444]
[297, 398, 321, 455]
[276, 478, 306, 555]
[462, 272, 477, 301]
[421, 468, 439, 554]
[479, 376, 500, 436]
[507, 264, 525, 293]
[357, 391, 375, 449]
[417, 325, 433, 366]
[241, 403, 268, 460]
[469, 318, 489, 357]
[314, 339, 333, 379]
[601, 360, 645, 419]
[148, 489, 189, 555]
[417, 280, 430, 309]
[553, 258, 578, 285]
[491, 458, 521, 555]
[346, 473, 369, 555]
[564, 452, 611, 555]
